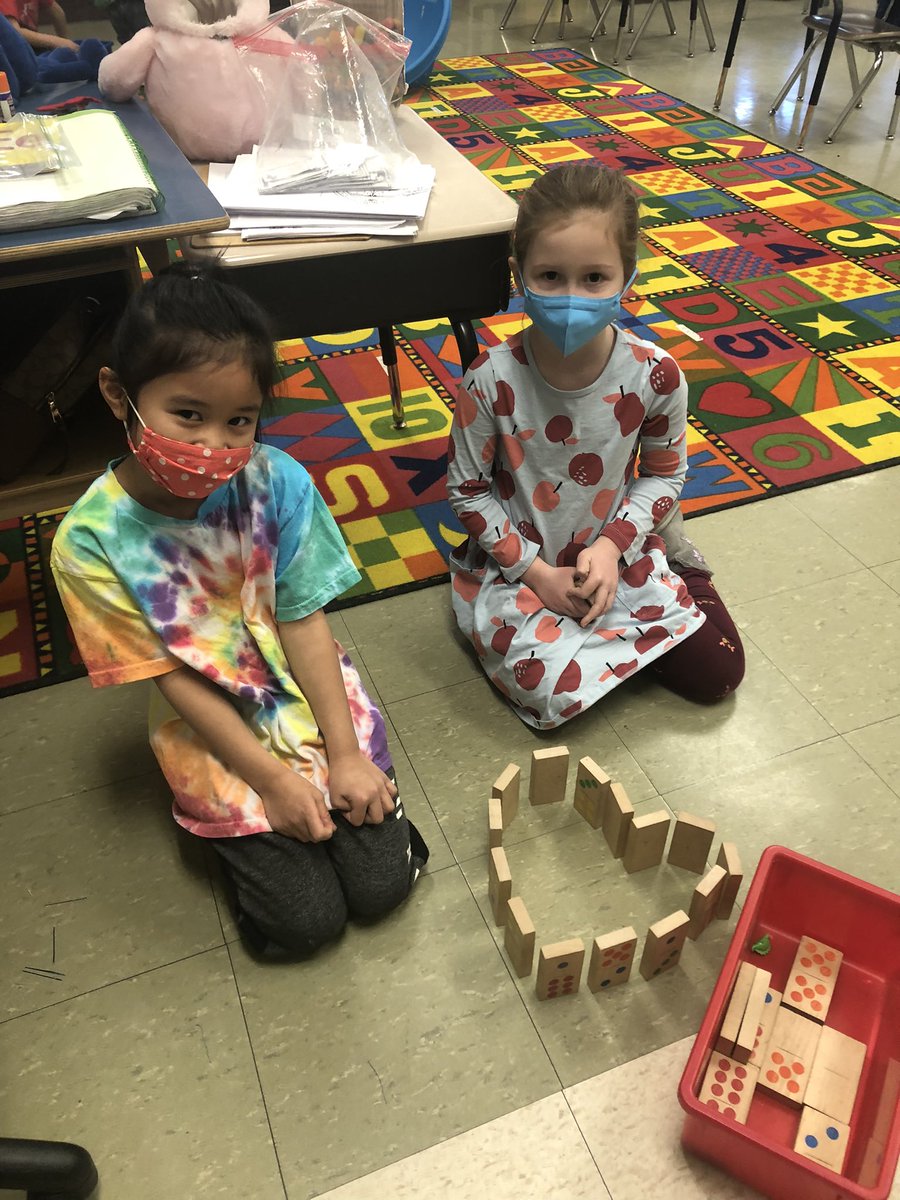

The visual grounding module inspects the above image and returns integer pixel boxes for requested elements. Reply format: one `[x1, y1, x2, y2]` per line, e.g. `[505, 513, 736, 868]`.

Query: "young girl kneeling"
[51, 264, 427, 956]
[447, 164, 745, 729]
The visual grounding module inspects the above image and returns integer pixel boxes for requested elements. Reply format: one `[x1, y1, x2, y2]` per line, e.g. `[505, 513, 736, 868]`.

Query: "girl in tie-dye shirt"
[51, 263, 427, 957]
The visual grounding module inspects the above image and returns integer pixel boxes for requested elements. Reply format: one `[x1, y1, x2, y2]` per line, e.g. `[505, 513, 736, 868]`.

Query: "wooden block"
[587, 925, 637, 992]
[535, 938, 584, 1000]
[667, 812, 716, 873]
[783, 935, 843, 1023]
[573, 756, 611, 829]
[805, 1026, 866, 1125]
[488, 797, 503, 849]
[749, 985, 783, 1068]
[734, 966, 773, 1064]
[488, 847, 512, 927]
[638, 910, 690, 981]
[528, 746, 569, 806]
[492, 762, 520, 828]
[698, 1052, 759, 1125]
[716, 961, 757, 1055]
[601, 781, 634, 859]
[758, 1005, 822, 1105]
[687, 864, 728, 940]
[622, 810, 671, 874]
[715, 841, 743, 919]
[794, 1107, 851, 1174]
[504, 896, 536, 979]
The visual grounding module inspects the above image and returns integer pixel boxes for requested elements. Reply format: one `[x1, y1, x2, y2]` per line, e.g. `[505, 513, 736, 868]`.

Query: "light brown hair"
[512, 164, 640, 281]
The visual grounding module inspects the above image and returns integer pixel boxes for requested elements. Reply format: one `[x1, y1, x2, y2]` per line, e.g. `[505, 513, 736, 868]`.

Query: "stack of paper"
[205, 148, 434, 243]
[0, 109, 159, 232]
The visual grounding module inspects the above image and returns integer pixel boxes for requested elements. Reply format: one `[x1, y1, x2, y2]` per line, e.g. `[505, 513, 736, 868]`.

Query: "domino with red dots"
[535, 938, 585, 1001]
[783, 935, 843, 1023]
[748, 985, 783, 1068]
[698, 1052, 759, 1124]
[793, 1107, 851, 1174]
[587, 925, 637, 992]
[758, 1005, 822, 1105]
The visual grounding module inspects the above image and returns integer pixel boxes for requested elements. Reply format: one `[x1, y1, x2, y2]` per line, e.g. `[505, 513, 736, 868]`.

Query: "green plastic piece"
[751, 933, 772, 956]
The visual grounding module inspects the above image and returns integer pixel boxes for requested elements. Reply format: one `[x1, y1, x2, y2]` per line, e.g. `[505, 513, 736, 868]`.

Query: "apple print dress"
[446, 327, 706, 729]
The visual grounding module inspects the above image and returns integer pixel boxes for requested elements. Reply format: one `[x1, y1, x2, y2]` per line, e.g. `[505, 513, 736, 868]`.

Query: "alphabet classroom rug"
[2, 48, 899, 696]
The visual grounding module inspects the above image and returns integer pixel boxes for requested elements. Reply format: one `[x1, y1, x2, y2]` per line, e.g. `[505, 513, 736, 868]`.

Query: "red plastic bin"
[678, 846, 900, 1200]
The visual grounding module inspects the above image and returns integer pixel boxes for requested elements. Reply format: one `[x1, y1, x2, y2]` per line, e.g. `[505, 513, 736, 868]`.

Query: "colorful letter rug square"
[1, 48, 898, 696]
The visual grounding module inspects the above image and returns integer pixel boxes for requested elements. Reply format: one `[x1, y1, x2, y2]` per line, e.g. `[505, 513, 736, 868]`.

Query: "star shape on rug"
[797, 313, 858, 339]
[429, 73, 455, 83]
[724, 215, 770, 238]
[640, 202, 670, 219]
[511, 126, 541, 140]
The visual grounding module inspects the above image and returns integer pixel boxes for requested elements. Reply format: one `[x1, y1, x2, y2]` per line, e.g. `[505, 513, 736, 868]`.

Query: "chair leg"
[588, 0, 606, 37]
[612, 0, 630, 61]
[626, 0, 661, 59]
[558, 0, 572, 39]
[825, 47, 884, 142]
[450, 320, 479, 373]
[888, 67, 900, 138]
[769, 33, 823, 115]
[844, 42, 862, 103]
[698, 0, 716, 51]
[499, 0, 517, 30]
[661, 0, 677, 34]
[531, 0, 554, 40]
[714, 0, 749, 110]
[378, 325, 406, 429]
[590, 0, 614, 38]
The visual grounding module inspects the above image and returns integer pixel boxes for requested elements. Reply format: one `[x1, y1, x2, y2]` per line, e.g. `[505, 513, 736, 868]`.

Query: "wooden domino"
[492, 762, 520, 827]
[535, 938, 585, 1000]
[638, 910, 690, 980]
[622, 810, 671, 874]
[687, 864, 727, 940]
[488, 797, 503, 849]
[783, 935, 843, 1023]
[734, 966, 773, 1064]
[667, 812, 716, 873]
[528, 746, 569, 806]
[715, 841, 743, 919]
[601, 781, 634, 859]
[698, 1052, 759, 1125]
[587, 925, 637, 992]
[504, 896, 536, 979]
[749, 986, 783, 1068]
[804, 1026, 866, 1124]
[716, 961, 757, 1055]
[573, 756, 611, 829]
[758, 1005, 822, 1105]
[488, 847, 512, 926]
[794, 1107, 851, 1174]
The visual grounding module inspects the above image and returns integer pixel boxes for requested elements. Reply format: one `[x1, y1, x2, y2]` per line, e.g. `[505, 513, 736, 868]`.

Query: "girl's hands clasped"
[328, 753, 397, 828]
[523, 559, 589, 621]
[260, 769, 335, 843]
[570, 539, 622, 627]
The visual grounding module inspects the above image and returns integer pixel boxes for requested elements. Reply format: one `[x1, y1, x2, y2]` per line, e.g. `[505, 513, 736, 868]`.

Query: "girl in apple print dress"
[446, 164, 745, 729]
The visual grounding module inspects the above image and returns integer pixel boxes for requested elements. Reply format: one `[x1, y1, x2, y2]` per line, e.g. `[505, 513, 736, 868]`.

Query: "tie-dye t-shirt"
[50, 444, 391, 838]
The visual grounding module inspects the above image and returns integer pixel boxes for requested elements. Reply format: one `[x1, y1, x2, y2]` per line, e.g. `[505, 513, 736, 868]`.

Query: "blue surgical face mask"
[523, 268, 638, 357]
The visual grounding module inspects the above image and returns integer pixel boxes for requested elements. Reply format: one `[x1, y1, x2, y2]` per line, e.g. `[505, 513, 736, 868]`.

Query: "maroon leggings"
[650, 568, 745, 704]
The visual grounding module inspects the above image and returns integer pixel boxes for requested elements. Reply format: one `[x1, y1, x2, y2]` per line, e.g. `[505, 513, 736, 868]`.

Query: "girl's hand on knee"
[329, 754, 397, 828]
[261, 772, 334, 843]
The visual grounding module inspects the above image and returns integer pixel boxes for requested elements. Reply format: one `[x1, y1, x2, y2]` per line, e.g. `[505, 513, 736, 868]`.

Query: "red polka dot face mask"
[124, 396, 253, 499]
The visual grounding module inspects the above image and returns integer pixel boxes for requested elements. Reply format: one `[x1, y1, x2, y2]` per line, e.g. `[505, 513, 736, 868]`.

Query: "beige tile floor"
[2, 4, 898, 1197]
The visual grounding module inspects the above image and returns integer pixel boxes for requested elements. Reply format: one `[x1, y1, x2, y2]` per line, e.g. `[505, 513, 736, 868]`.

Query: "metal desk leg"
[889, 66, 900, 138]
[451, 319, 480, 373]
[699, 0, 716, 51]
[614, 0, 633, 60]
[378, 325, 406, 429]
[531, 0, 554, 41]
[770, 32, 824, 115]
[797, 0, 843, 148]
[715, 0, 748, 109]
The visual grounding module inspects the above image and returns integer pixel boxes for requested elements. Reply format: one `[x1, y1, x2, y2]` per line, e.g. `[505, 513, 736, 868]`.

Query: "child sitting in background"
[0, 0, 76, 52]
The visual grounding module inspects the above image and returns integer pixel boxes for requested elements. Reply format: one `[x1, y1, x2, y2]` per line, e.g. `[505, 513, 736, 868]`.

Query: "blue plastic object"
[403, 0, 451, 87]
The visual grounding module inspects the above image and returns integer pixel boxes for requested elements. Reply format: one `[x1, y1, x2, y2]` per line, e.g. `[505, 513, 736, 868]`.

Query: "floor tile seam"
[836, 732, 900, 799]
[223, 939, 290, 1200]
[0, 943, 228, 1027]
[560, 1090, 615, 1200]
[781, 493, 871, 571]
[658, 729, 848, 801]
[456, 851, 568, 1092]
[0, 765, 165, 821]
[731, 564, 878, 618]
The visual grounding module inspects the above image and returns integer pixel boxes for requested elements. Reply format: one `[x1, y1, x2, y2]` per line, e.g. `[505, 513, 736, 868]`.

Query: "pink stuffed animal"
[98, 0, 270, 161]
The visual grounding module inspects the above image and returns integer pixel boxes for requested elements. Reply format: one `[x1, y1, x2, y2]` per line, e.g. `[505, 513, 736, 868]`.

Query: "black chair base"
[0, 1137, 98, 1200]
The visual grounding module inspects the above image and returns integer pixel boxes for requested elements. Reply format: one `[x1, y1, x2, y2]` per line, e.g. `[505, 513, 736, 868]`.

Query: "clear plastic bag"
[235, 0, 413, 195]
[0, 114, 64, 179]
